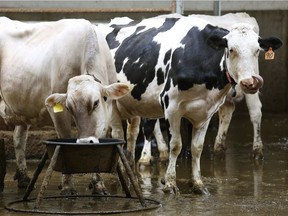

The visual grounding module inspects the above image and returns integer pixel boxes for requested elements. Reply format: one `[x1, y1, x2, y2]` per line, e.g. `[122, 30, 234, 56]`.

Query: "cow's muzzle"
[77, 136, 99, 143]
[240, 75, 263, 94]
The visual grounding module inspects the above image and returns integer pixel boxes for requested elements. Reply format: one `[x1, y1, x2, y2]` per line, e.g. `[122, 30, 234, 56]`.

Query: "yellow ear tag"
[265, 47, 275, 60]
[53, 103, 64, 113]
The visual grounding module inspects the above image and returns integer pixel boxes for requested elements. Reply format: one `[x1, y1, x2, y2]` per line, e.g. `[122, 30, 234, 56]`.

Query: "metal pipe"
[0, 7, 172, 13]
[214, 0, 221, 16]
[176, 0, 184, 14]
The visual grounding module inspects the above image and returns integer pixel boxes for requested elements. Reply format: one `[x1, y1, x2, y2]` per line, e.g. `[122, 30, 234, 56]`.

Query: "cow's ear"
[207, 35, 227, 50]
[103, 83, 130, 100]
[45, 93, 67, 108]
[258, 37, 283, 51]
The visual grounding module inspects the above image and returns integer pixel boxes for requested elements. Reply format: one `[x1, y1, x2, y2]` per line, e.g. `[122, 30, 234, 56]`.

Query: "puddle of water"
[1, 114, 288, 215]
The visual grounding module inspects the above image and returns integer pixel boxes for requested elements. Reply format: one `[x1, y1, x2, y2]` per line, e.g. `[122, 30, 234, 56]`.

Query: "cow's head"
[45, 75, 130, 143]
[207, 23, 282, 94]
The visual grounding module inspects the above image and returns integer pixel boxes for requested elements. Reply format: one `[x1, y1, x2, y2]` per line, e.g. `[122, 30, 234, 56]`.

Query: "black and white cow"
[99, 14, 282, 194]
[138, 12, 265, 166]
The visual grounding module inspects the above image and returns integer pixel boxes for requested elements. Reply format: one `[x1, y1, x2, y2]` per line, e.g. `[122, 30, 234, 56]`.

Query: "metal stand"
[23, 144, 147, 208]
[0, 139, 6, 192]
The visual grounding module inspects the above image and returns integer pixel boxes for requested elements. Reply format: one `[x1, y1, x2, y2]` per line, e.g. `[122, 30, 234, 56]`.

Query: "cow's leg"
[245, 93, 263, 160]
[213, 100, 235, 160]
[162, 115, 182, 194]
[13, 125, 31, 188]
[138, 119, 157, 166]
[126, 116, 141, 170]
[154, 119, 168, 162]
[47, 109, 77, 195]
[190, 121, 210, 195]
[89, 173, 109, 195]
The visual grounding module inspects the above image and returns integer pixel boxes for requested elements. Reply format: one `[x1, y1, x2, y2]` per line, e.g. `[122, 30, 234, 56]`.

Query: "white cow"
[0, 17, 128, 194]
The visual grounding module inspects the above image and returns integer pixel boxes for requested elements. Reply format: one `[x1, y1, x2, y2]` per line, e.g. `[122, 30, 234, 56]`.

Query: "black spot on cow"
[164, 49, 172, 65]
[164, 95, 169, 109]
[106, 20, 140, 49]
[168, 24, 230, 91]
[106, 18, 180, 100]
[156, 68, 164, 85]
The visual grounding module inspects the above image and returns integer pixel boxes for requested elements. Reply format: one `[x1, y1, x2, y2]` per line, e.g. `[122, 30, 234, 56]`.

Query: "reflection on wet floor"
[1, 113, 288, 215]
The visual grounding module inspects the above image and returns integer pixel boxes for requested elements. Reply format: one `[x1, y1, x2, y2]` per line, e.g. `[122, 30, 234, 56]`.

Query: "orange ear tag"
[53, 103, 64, 113]
[265, 47, 275, 60]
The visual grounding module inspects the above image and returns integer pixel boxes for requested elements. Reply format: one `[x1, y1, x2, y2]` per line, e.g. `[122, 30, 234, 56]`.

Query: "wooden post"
[0, 139, 6, 192]
[116, 145, 147, 207]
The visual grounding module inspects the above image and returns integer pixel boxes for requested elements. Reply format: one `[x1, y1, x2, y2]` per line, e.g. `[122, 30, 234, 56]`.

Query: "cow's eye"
[93, 100, 99, 110]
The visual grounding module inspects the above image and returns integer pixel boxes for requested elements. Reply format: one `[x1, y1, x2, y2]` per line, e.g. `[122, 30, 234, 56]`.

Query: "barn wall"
[0, 3, 287, 114]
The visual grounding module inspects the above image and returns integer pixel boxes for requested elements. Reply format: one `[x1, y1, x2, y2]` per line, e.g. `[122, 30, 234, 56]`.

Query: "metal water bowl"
[43, 138, 124, 174]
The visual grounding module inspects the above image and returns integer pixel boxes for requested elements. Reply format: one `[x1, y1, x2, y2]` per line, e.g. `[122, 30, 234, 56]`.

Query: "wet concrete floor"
[1, 113, 288, 215]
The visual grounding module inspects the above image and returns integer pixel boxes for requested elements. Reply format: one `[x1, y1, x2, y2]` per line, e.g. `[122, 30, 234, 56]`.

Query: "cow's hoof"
[162, 184, 180, 195]
[251, 149, 264, 160]
[89, 181, 110, 195]
[60, 188, 78, 196]
[89, 182, 110, 195]
[213, 150, 226, 161]
[91, 188, 109, 195]
[190, 181, 210, 195]
[192, 185, 209, 195]
[14, 170, 31, 188]
[138, 158, 152, 167]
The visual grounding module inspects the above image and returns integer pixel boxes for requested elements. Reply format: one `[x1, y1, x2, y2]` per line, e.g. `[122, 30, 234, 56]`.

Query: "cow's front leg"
[59, 174, 77, 195]
[191, 121, 210, 195]
[214, 100, 235, 160]
[126, 116, 141, 170]
[13, 125, 31, 188]
[48, 109, 77, 195]
[162, 116, 181, 194]
[245, 93, 263, 160]
[89, 173, 109, 195]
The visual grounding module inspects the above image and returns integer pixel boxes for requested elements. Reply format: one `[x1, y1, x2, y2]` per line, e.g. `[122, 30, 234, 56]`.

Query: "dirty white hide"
[0, 17, 128, 194]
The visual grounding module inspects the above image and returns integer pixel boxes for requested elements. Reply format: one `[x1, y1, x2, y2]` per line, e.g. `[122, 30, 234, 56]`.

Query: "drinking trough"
[5, 138, 161, 214]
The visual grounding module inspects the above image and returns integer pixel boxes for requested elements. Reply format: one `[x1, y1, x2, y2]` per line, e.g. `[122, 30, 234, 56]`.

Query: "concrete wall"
[0, 1, 287, 113]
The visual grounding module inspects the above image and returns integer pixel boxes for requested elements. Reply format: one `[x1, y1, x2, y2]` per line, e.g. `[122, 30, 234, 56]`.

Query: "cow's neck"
[223, 50, 237, 97]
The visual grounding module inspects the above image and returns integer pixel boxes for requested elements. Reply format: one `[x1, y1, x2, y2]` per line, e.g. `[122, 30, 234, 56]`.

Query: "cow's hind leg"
[154, 119, 168, 162]
[138, 119, 157, 166]
[245, 93, 263, 160]
[13, 125, 31, 188]
[213, 100, 235, 160]
[126, 116, 141, 170]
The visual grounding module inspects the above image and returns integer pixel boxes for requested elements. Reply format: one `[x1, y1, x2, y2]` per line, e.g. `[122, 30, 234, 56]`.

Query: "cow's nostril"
[241, 78, 254, 88]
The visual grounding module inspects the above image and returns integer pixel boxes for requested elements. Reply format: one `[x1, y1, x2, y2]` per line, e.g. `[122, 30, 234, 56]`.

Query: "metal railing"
[0, 0, 181, 14]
